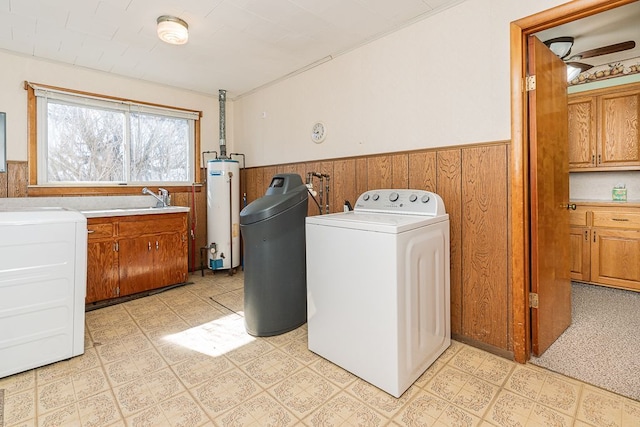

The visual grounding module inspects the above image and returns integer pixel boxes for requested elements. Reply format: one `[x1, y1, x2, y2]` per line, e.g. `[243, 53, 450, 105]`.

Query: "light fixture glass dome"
[544, 37, 574, 59]
[157, 15, 189, 45]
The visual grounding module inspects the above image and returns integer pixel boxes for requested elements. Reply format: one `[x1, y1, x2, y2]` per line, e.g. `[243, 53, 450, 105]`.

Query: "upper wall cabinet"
[568, 82, 640, 171]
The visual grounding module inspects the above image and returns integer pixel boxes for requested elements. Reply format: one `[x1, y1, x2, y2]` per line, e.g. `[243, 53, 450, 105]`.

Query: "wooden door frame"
[509, 0, 636, 363]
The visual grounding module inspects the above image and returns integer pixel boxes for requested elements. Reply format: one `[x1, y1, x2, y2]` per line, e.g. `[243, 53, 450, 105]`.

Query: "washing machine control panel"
[354, 189, 445, 216]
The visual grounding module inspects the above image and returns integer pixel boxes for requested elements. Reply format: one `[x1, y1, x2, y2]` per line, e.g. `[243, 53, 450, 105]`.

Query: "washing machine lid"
[305, 211, 448, 233]
[0, 207, 86, 225]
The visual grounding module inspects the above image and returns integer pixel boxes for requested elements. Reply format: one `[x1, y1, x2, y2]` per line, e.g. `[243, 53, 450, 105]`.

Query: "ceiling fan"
[544, 37, 636, 77]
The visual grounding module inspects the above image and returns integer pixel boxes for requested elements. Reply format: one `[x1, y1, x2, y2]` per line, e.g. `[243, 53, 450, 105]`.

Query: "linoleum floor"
[1, 272, 639, 426]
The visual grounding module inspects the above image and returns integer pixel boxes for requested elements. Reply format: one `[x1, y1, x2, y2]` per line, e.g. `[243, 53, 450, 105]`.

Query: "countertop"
[81, 206, 190, 218]
[571, 199, 640, 208]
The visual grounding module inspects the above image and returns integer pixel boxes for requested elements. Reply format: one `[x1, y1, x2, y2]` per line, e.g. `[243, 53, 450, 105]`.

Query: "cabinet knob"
[566, 203, 577, 210]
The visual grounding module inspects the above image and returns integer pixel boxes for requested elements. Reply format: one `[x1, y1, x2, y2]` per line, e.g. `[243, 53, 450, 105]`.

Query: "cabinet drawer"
[119, 213, 187, 237]
[592, 211, 640, 229]
[87, 222, 115, 240]
[569, 209, 588, 226]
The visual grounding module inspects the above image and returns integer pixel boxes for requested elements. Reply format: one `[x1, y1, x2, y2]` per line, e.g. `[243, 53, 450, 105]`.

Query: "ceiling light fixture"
[544, 36, 574, 59]
[157, 15, 189, 45]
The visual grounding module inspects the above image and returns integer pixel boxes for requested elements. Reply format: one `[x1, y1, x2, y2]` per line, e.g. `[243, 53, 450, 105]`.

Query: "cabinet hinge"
[529, 292, 539, 309]
[114, 242, 119, 252]
[525, 75, 536, 91]
[116, 286, 120, 297]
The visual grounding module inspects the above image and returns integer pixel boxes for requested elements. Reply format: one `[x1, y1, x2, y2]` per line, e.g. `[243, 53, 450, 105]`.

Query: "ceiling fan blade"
[570, 41, 636, 60]
[566, 62, 593, 72]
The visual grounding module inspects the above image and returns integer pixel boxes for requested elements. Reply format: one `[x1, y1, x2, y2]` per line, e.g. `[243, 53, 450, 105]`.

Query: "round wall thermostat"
[311, 122, 326, 143]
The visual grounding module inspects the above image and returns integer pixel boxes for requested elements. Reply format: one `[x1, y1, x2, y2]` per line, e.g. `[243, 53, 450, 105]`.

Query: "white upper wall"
[1, 0, 569, 167]
[233, 0, 568, 167]
[0, 50, 224, 163]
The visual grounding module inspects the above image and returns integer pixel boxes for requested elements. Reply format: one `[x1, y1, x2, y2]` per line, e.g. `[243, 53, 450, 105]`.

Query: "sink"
[81, 206, 190, 218]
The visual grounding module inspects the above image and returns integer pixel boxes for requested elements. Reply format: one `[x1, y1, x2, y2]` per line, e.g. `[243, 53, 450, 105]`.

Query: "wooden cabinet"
[570, 226, 591, 282]
[591, 228, 640, 290]
[569, 206, 591, 281]
[568, 83, 640, 171]
[86, 212, 188, 304]
[569, 204, 640, 292]
[599, 89, 640, 168]
[568, 96, 597, 169]
[118, 214, 188, 296]
[86, 219, 119, 303]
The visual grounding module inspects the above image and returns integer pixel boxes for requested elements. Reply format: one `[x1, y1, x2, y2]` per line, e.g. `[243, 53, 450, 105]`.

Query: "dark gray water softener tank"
[239, 173, 308, 336]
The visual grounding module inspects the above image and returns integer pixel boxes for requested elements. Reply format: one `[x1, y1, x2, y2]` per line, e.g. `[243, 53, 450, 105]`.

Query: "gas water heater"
[207, 158, 241, 271]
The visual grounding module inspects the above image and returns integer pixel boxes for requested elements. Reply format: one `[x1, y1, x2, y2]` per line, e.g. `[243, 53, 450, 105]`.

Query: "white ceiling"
[0, 0, 466, 98]
[2, 1, 638, 99]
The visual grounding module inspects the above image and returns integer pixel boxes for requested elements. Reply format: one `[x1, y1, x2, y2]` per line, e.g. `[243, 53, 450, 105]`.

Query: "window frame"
[26, 82, 202, 195]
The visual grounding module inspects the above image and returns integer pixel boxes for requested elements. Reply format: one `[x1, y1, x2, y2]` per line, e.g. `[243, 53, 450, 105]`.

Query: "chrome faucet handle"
[158, 188, 170, 206]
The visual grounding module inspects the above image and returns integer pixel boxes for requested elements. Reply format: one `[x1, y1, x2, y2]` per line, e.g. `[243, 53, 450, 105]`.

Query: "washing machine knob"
[421, 194, 430, 203]
[363, 194, 370, 201]
[409, 194, 417, 202]
[389, 192, 399, 202]
[372, 193, 380, 201]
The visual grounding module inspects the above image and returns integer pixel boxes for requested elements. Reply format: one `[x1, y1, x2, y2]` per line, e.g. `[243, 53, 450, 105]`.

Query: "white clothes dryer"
[306, 189, 450, 397]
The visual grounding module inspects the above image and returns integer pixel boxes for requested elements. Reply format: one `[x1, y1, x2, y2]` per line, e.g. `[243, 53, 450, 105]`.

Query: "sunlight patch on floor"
[163, 313, 254, 357]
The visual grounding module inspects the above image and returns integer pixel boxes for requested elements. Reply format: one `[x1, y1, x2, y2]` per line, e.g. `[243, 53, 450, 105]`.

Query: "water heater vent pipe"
[219, 89, 227, 158]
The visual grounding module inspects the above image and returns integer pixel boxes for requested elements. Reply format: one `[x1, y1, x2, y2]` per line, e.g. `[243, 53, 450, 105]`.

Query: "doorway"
[509, 0, 638, 364]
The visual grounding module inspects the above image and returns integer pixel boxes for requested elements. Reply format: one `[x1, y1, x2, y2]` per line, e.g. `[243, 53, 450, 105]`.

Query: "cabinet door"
[86, 240, 119, 303]
[568, 96, 596, 169]
[591, 228, 640, 291]
[118, 236, 156, 296]
[569, 226, 590, 282]
[598, 89, 640, 168]
[154, 232, 188, 287]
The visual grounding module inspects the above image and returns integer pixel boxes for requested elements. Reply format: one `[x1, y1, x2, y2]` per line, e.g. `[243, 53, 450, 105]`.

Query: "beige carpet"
[530, 282, 640, 401]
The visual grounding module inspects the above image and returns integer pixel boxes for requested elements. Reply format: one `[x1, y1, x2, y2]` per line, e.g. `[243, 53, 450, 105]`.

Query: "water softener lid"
[240, 187, 308, 225]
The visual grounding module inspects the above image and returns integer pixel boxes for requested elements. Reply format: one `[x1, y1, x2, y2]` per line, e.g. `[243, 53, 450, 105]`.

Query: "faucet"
[142, 187, 170, 207]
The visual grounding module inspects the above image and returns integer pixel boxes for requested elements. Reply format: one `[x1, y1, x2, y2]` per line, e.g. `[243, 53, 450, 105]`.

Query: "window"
[31, 84, 199, 187]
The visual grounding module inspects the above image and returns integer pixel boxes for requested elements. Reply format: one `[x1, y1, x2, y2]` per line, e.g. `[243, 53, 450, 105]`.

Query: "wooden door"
[528, 36, 572, 356]
[598, 88, 640, 167]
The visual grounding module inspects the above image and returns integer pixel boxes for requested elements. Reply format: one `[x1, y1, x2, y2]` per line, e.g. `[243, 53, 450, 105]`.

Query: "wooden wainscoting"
[245, 141, 511, 356]
[3, 141, 511, 355]
[0, 161, 29, 197]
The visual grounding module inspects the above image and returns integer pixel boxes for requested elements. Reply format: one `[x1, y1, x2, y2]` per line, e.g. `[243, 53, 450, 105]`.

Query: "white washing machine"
[306, 189, 450, 397]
